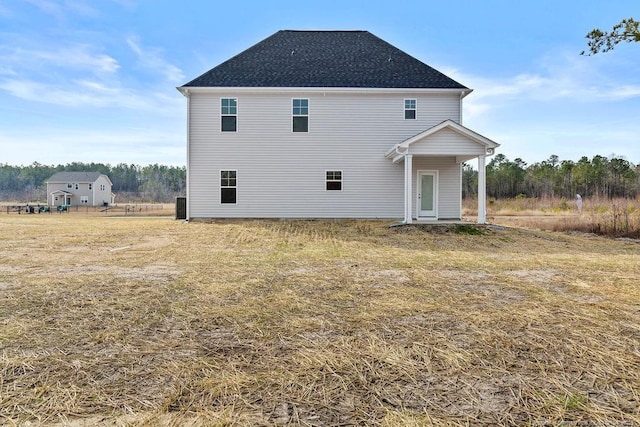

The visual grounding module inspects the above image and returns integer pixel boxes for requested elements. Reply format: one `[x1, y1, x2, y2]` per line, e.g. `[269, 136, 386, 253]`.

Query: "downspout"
[459, 89, 472, 125]
[395, 145, 407, 157]
[183, 88, 191, 221]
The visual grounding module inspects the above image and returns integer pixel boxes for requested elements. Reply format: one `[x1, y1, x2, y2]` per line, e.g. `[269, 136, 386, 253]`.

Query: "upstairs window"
[221, 98, 237, 132]
[88, 183, 93, 190]
[292, 99, 309, 132]
[67, 183, 72, 189]
[220, 170, 237, 204]
[326, 171, 342, 191]
[404, 99, 416, 120]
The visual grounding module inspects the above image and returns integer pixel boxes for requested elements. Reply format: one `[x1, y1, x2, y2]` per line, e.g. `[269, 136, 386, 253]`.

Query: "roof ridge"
[280, 29, 368, 33]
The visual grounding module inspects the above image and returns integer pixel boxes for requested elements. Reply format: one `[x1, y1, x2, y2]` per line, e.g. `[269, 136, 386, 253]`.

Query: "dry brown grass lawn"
[1, 216, 639, 426]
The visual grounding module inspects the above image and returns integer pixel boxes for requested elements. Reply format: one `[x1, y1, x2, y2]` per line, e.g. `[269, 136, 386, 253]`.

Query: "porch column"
[404, 154, 413, 224]
[477, 154, 486, 224]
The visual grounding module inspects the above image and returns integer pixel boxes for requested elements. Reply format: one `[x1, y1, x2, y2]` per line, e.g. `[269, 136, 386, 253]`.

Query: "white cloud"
[0, 65, 17, 76]
[0, 77, 183, 115]
[1, 44, 120, 74]
[0, 37, 185, 113]
[24, 0, 65, 19]
[437, 49, 640, 164]
[444, 51, 640, 118]
[126, 35, 185, 83]
[107, 0, 135, 9]
[0, 4, 11, 17]
[126, 36, 143, 56]
[63, 0, 99, 17]
[24, 0, 98, 20]
[0, 126, 185, 166]
[609, 85, 640, 99]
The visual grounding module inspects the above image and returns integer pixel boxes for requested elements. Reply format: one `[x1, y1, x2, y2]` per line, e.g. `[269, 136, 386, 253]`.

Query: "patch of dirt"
[506, 269, 559, 284]
[454, 282, 528, 304]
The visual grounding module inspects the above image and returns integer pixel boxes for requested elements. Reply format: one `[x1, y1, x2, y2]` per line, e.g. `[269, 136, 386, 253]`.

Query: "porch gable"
[385, 119, 499, 163]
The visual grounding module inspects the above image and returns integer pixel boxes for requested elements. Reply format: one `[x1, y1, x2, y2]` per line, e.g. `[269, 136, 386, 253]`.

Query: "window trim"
[404, 98, 417, 120]
[292, 98, 309, 133]
[221, 97, 238, 132]
[220, 169, 237, 205]
[325, 170, 343, 192]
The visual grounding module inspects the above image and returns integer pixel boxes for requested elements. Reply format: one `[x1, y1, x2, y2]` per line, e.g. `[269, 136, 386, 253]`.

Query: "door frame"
[416, 170, 438, 219]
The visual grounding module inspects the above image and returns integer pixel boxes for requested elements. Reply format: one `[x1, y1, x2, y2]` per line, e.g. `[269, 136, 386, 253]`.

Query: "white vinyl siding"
[407, 128, 487, 157]
[94, 176, 112, 206]
[46, 175, 112, 207]
[187, 90, 462, 219]
[412, 157, 461, 219]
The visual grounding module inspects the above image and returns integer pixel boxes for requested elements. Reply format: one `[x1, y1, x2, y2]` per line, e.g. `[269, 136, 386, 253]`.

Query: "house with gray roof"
[178, 30, 498, 223]
[46, 172, 114, 207]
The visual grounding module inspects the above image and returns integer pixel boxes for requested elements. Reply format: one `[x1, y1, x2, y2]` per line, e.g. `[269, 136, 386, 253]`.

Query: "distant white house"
[178, 30, 499, 223]
[46, 172, 114, 207]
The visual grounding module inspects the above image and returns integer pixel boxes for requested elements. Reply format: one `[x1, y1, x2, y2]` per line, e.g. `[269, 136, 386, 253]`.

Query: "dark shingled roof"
[46, 172, 104, 183]
[182, 30, 467, 89]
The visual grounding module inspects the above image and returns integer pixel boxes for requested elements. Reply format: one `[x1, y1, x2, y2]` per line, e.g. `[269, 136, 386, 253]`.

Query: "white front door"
[417, 171, 437, 218]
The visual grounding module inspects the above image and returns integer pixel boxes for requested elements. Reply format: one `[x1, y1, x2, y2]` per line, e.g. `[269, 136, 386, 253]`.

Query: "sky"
[1, 0, 639, 168]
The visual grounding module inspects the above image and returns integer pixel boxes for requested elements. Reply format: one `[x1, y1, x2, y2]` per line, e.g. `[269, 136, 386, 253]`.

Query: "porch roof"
[385, 119, 499, 163]
[50, 190, 73, 195]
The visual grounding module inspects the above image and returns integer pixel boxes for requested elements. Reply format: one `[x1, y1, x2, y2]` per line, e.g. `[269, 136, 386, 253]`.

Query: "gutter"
[384, 144, 408, 158]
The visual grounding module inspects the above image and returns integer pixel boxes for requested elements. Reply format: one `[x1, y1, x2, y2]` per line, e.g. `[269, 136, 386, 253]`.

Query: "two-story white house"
[178, 30, 498, 223]
[46, 171, 114, 207]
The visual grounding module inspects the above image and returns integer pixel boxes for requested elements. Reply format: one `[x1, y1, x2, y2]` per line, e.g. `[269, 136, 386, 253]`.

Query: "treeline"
[463, 154, 640, 199]
[0, 162, 186, 202]
[3, 154, 639, 203]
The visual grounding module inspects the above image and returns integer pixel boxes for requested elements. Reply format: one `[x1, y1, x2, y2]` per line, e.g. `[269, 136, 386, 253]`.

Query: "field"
[1, 215, 639, 426]
[466, 196, 640, 239]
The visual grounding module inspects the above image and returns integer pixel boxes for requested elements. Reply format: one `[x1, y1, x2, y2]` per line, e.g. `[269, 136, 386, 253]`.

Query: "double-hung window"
[221, 98, 237, 132]
[220, 170, 237, 204]
[292, 99, 309, 132]
[326, 171, 342, 191]
[404, 99, 417, 120]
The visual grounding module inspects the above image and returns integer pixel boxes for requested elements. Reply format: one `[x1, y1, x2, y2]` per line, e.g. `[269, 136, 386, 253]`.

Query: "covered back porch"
[385, 120, 499, 224]
[50, 190, 73, 207]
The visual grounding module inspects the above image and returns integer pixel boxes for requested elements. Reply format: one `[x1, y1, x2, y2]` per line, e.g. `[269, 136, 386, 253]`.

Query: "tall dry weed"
[465, 196, 640, 238]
